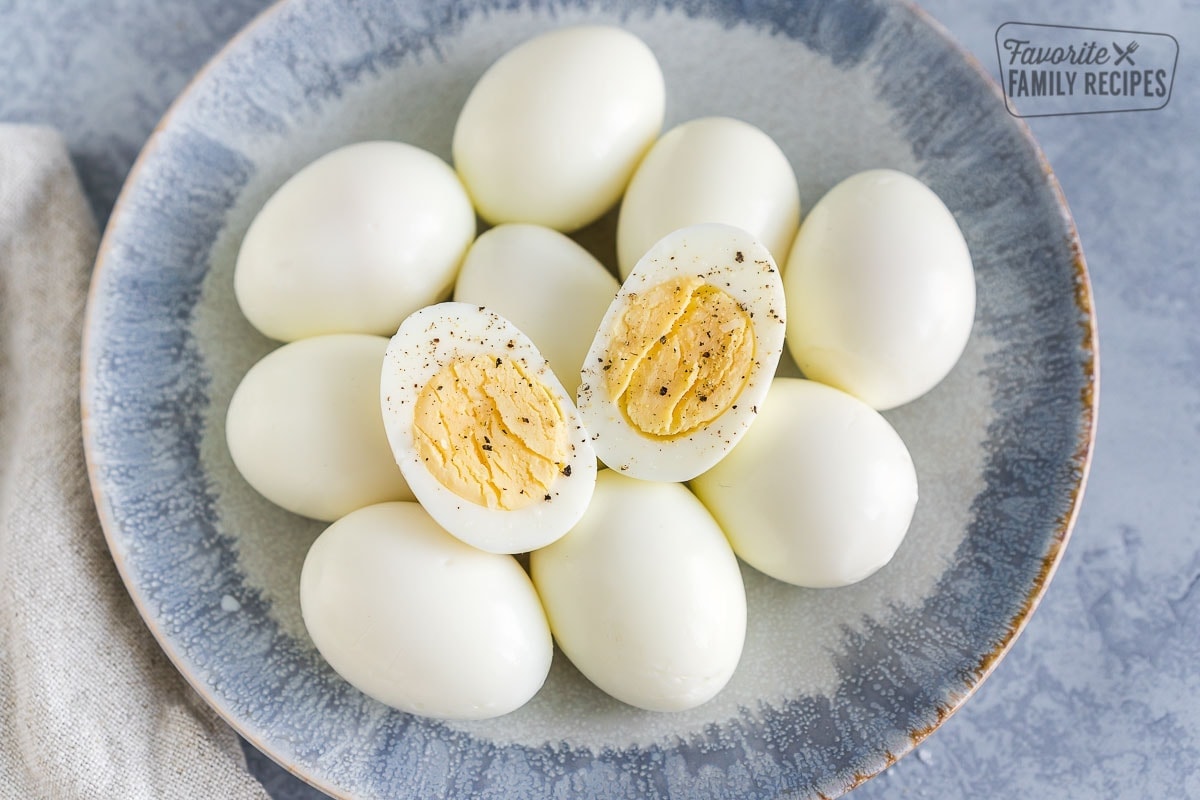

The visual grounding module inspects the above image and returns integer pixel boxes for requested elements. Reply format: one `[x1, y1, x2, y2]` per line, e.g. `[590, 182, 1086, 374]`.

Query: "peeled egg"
[577, 223, 786, 483]
[452, 25, 665, 231]
[530, 471, 746, 712]
[225, 334, 412, 521]
[235, 141, 476, 341]
[616, 116, 801, 279]
[784, 168, 975, 410]
[691, 378, 918, 588]
[453, 224, 619, 398]
[300, 502, 552, 719]
[380, 302, 597, 554]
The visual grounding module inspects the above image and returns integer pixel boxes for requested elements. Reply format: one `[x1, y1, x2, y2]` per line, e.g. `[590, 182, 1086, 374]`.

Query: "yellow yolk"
[600, 276, 755, 438]
[413, 354, 570, 510]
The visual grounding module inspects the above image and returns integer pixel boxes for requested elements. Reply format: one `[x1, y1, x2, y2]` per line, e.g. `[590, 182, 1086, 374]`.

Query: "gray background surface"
[2, 0, 1196, 796]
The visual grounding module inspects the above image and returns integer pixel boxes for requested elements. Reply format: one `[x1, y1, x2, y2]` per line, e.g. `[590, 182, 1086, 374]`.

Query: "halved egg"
[577, 223, 786, 482]
[380, 302, 597, 554]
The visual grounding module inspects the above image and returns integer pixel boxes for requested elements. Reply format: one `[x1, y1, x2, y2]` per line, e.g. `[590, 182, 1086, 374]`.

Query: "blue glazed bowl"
[81, 0, 1097, 797]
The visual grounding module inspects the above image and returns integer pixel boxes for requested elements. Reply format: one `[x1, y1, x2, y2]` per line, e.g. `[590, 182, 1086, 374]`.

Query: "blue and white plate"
[81, 0, 1097, 797]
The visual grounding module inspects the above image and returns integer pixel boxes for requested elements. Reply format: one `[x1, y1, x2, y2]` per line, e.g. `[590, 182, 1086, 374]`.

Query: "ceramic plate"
[81, 0, 1097, 797]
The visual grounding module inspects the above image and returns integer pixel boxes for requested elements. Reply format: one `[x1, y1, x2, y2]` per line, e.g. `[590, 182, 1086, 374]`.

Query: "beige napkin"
[0, 125, 271, 799]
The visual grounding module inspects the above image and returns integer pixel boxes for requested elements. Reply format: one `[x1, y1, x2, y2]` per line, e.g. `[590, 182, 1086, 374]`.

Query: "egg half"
[380, 303, 597, 554]
[577, 223, 786, 483]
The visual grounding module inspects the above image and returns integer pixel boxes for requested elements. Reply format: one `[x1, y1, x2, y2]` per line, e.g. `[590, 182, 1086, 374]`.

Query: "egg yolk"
[413, 354, 571, 510]
[600, 276, 755, 438]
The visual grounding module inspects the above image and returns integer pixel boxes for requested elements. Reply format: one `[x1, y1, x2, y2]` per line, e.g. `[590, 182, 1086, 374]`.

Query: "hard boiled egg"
[577, 223, 786, 483]
[380, 303, 597, 554]
[691, 378, 918, 588]
[225, 334, 412, 521]
[235, 141, 475, 341]
[784, 168, 975, 410]
[530, 471, 746, 712]
[616, 116, 801, 279]
[300, 501, 552, 719]
[452, 224, 619, 398]
[452, 25, 665, 231]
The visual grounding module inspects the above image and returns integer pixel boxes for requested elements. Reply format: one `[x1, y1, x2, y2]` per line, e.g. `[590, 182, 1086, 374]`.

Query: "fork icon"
[1113, 40, 1139, 65]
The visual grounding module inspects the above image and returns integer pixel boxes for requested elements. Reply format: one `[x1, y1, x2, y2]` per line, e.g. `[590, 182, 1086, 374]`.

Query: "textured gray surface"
[2, 0, 1196, 798]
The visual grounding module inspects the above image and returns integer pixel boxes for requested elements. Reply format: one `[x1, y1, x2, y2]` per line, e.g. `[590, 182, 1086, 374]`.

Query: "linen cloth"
[0, 125, 270, 799]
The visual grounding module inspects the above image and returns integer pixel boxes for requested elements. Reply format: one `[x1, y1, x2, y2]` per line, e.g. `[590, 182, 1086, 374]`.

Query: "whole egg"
[234, 141, 475, 341]
[530, 470, 746, 712]
[783, 168, 975, 410]
[691, 378, 918, 588]
[225, 334, 411, 521]
[452, 25, 664, 231]
[300, 502, 552, 720]
[616, 116, 801, 279]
